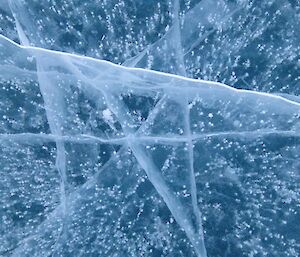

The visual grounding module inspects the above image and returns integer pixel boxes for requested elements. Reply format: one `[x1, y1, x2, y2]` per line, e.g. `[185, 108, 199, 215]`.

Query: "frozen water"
[2, 0, 299, 93]
[1, 35, 300, 256]
[0, 0, 300, 256]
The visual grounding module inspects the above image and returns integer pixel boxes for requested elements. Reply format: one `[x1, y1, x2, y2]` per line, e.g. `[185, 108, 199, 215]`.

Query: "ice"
[0, 0, 300, 256]
[1, 33, 300, 256]
[2, 0, 299, 94]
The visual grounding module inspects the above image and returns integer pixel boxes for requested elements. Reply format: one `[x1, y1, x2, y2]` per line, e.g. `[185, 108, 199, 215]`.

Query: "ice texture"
[0, 0, 300, 256]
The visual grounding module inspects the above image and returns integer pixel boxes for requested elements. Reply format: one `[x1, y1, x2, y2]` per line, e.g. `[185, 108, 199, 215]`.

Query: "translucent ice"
[1, 34, 300, 256]
[0, 0, 300, 256]
[2, 0, 299, 94]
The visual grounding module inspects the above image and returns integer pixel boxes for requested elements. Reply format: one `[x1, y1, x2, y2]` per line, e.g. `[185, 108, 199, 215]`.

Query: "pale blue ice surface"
[0, 0, 300, 256]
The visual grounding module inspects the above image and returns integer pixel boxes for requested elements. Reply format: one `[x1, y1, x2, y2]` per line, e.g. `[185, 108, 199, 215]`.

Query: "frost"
[0, 0, 300, 256]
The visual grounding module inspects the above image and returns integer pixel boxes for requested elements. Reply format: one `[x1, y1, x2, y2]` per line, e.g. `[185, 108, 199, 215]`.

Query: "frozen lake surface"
[0, 1, 299, 256]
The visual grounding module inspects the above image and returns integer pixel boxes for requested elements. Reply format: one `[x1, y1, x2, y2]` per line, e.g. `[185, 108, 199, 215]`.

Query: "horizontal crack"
[0, 129, 298, 146]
